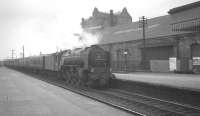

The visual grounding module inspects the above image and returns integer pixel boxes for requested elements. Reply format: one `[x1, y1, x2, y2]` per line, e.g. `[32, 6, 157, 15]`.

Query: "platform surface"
[0, 67, 132, 116]
[114, 72, 200, 92]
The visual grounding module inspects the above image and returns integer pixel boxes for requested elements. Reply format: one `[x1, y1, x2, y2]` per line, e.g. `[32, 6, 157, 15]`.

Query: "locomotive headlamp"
[124, 51, 128, 55]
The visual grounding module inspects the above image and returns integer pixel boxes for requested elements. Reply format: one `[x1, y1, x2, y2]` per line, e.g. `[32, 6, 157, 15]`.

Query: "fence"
[111, 60, 144, 72]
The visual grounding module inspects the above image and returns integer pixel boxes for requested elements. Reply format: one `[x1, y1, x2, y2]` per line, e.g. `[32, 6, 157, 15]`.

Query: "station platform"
[114, 72, 200, 92]
[0, 67, 132, 116]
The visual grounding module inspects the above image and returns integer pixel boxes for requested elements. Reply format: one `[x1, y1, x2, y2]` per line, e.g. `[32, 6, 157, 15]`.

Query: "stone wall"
[100, 33, 200, 73]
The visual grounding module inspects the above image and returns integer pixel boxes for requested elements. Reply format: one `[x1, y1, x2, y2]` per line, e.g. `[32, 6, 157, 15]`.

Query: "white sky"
[0, 0, 199, 59]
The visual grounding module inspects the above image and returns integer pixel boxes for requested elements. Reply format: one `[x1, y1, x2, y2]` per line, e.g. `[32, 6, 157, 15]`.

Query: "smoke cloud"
[76, 30, 102, 48]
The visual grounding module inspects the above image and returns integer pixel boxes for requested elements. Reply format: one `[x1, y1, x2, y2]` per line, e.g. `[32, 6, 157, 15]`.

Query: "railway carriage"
[3, 45, 112, 88]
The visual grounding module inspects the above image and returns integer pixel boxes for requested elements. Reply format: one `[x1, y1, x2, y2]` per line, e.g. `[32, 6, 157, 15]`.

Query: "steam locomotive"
[4, 45, 112, 88]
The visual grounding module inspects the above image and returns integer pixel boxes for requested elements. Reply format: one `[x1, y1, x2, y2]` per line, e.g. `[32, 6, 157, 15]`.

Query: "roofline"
[99, 32, 196, 46]
[168, 1, 200, 14]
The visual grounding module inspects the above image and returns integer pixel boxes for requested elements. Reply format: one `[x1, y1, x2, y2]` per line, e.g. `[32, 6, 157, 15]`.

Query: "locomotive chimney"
[91, 45, 98, 47]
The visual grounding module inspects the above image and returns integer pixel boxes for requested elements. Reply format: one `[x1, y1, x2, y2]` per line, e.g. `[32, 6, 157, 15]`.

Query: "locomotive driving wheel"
[62, 69, 71, 84]
[73, 69, 80, 86]
[78, 69, 89, 87]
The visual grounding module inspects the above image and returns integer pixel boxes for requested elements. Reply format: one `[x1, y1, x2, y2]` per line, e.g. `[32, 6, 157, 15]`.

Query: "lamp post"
[123, 49, 128, 72]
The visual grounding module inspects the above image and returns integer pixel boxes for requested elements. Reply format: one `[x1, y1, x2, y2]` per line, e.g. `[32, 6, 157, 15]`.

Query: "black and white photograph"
[0, 0, 200, 115]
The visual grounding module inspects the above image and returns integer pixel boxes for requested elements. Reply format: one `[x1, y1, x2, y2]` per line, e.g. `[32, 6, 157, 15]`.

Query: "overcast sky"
[0, 0, 199, 59]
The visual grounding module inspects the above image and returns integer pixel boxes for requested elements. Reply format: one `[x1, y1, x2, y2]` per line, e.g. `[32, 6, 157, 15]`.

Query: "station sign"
[193, 57, 200, 65]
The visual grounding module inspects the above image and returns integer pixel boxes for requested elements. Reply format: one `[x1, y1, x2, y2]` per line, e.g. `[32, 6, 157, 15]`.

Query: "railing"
[171, 17, 200, 32]
[111, 60, 148, 72]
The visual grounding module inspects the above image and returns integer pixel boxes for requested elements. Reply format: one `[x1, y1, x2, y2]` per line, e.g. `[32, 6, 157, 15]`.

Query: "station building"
[81, 1, 200, 73]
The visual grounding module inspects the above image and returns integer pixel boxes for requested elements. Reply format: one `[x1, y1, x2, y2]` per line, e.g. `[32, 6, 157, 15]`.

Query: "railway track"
[22, 73, 200, 116]
[98, 89, 200, 116]
[39, 79, 145, 116]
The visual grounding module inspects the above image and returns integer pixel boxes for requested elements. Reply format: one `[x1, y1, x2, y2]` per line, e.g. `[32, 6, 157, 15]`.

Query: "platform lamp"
[139, 16, 147, 69]
[123, 49, 128, 72]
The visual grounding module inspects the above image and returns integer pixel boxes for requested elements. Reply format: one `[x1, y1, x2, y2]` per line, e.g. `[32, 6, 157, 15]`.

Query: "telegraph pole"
[139, 16, 147, 69]
[11, 49, 15, 59]
[22, 46, 25, 59]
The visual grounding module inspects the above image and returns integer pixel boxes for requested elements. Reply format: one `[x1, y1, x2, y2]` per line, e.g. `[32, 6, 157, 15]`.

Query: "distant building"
[81, 7, 132, 33]
[81, 1, 200, 73]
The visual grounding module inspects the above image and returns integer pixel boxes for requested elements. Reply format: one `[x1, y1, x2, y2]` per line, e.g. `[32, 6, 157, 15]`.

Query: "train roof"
[168, 1, 200, 14]
[99, 15, 191, 45]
